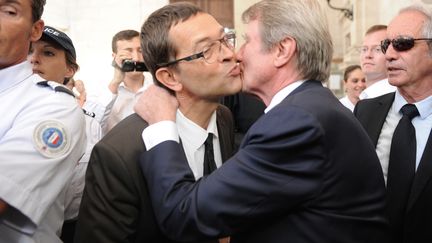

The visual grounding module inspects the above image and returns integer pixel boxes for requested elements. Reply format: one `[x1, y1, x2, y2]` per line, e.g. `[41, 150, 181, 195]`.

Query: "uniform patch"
[33, 120, 70, 158]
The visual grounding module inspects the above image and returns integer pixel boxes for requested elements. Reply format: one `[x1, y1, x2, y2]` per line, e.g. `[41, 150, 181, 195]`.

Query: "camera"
[120, 60, 148, 72]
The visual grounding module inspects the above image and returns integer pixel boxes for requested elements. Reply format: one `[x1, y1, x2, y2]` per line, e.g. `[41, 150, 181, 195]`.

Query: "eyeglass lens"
[202, 35, 236, 64]
[381, 37, 416, 54]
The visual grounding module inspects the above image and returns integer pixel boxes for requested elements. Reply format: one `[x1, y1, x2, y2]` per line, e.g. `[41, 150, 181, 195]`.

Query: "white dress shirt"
[339, 96, 355, 112]
[376, 90, 432, 184]
[143, 110, 221, 179]
[359, 78, 396, 100]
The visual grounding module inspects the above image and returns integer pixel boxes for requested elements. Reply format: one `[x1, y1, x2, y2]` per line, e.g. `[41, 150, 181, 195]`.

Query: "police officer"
[0, 0, 86, 242]
[28, 25, 103, 243]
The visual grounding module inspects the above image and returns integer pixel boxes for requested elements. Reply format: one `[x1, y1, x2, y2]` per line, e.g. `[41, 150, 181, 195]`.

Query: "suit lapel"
[360, 93, 394, 146]
[407, 128, 432, 210]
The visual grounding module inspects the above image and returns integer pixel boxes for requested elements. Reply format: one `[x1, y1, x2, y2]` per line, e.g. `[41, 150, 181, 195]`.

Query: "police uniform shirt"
[0, 61, 86, 242]
[63, 114, 102, 220]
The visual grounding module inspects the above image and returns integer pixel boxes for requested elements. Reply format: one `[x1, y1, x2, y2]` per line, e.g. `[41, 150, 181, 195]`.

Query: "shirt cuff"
[142, 121, 179, 150]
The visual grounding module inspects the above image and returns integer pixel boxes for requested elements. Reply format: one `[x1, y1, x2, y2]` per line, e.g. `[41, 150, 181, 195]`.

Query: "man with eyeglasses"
[134, 0, 387, 242]
[354, 4, 432, 243]
[359, 25, 396, 100]
[74, 2, 239, 243]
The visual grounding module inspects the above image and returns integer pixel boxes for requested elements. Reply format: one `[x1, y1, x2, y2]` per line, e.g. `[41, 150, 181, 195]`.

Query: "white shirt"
[376, 90, 432, 184]
[143, 110, 221, 179]
[0, 61, 86, 242]
[359, 78, 396, 100]
[339, 96, 355, 112]
[100, 73, 153, 136]
[264, 81, 304, 113]
[63, 114, 102, 220]
[100, 84, 143, 136]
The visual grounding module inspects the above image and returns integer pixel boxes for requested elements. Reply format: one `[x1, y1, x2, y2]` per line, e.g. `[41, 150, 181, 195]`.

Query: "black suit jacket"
[140, 80, 387, 243]
[355, 93, 432, 243]
[74, 105, 235, 243]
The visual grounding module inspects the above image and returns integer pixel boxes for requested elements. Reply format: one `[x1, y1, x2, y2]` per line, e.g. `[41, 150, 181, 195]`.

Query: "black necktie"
[386, 104, 419, 240]
[203, 133, 217, 175]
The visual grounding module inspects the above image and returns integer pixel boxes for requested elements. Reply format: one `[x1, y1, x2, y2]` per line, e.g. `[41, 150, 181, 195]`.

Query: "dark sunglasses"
[381, 37, 432, 54]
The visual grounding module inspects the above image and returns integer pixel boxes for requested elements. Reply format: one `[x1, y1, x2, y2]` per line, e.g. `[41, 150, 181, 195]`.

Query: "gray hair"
[399, 4, 432, 52]
[242, 0, 333, 82]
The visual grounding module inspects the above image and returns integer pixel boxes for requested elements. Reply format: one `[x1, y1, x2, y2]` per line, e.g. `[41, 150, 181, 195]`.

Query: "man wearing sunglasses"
[359, 25, 396, 100]
[355, 4, 432, 243]
[134, 0, 387, 242]
[74, 2, 240, 243]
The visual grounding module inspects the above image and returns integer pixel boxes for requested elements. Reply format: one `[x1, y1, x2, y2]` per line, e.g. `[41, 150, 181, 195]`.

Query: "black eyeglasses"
[380, 36, 432, 54]
[157, 32, 236, 67]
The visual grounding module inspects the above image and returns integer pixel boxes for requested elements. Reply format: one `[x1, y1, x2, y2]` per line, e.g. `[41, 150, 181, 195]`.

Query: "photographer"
[100, 29, 152, 135]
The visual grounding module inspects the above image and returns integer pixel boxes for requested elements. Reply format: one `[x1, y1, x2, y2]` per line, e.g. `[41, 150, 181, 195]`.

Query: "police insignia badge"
[33, 120, 70, 158]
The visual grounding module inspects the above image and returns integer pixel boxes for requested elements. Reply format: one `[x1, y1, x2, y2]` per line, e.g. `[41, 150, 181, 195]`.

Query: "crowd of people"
[1, 0, 432, 243]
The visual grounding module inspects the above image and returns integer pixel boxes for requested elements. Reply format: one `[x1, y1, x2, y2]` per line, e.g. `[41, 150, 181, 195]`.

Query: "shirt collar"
[265, 80, 305, 113]
[177, 109, 218, 150]
[394, 90, 432, 119]
[0, 61, 35, 94]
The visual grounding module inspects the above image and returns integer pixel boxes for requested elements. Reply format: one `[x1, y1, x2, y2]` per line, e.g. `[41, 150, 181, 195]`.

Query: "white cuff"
[142, 121, 179, 150]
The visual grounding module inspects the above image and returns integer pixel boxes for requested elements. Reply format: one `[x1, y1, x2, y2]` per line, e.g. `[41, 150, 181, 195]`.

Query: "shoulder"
[100, 113, 147, 150]
[356, 92, 395, 112]
[216, 104, 233, 119]
[36, 81, 75, 97]
[216, 104, 234, 126]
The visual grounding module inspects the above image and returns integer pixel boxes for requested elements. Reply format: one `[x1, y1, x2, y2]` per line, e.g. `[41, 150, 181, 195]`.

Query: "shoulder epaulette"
[82, 109, 96, 118]
[37, 81, 75, 97]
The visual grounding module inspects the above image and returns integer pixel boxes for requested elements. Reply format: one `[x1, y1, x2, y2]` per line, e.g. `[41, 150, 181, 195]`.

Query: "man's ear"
[274, 37, 296, 68]
[30, 19, 44, 42]
[155, 67, 182, 92]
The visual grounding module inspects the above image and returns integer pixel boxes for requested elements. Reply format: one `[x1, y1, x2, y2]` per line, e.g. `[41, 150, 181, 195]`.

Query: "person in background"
[94, 29, 152, 135]
[0, 0, 86, 242]
[359, 24, 396, 99]
[74, 3, 239, 243]
[355, 4, 432, 243]
[339, 65, 366, 111]
[28, 25, 102, 243]
[134, 0, 387, 242]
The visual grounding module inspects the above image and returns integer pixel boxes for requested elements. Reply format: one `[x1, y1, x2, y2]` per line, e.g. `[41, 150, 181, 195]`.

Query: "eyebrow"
[3, 0, 20, 5]
[192, 27, 225, 47]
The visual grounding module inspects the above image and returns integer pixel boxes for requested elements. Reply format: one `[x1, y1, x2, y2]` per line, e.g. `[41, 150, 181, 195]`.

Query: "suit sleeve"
[74, 142, 140, 243]
[139, 106, 326, 241]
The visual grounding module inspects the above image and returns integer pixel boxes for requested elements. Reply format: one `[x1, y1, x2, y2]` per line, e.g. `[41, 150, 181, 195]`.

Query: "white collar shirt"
[376, 90, 432, 184]
[177, 110, 221, 179]
[339, 96, 355, 112]
[264, 80, 305, 113]
[359, 78, 396, 100]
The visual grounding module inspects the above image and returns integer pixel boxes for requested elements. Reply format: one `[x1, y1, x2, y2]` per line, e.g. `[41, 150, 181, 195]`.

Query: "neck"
[348, 95, 359, 106]
[123, 73, 144, 93]
[398, 80, 432, 103]
[365, 74, 387, 88]
[258, 69, 302, 106]
[177, 95, 219, 129]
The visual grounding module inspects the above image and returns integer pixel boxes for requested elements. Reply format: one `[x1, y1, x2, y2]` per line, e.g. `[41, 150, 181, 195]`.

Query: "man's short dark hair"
[111, 30, 140, 53]
[31, 0, 46, 23]
[140, 2, 202, 88]
[365, 25, 387, 36]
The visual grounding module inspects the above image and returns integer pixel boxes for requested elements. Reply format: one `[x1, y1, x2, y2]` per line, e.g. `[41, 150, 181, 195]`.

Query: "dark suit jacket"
[139, 80, 388, 243]
[74, 105, 235, 243]
[355, 92, 432, 243]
